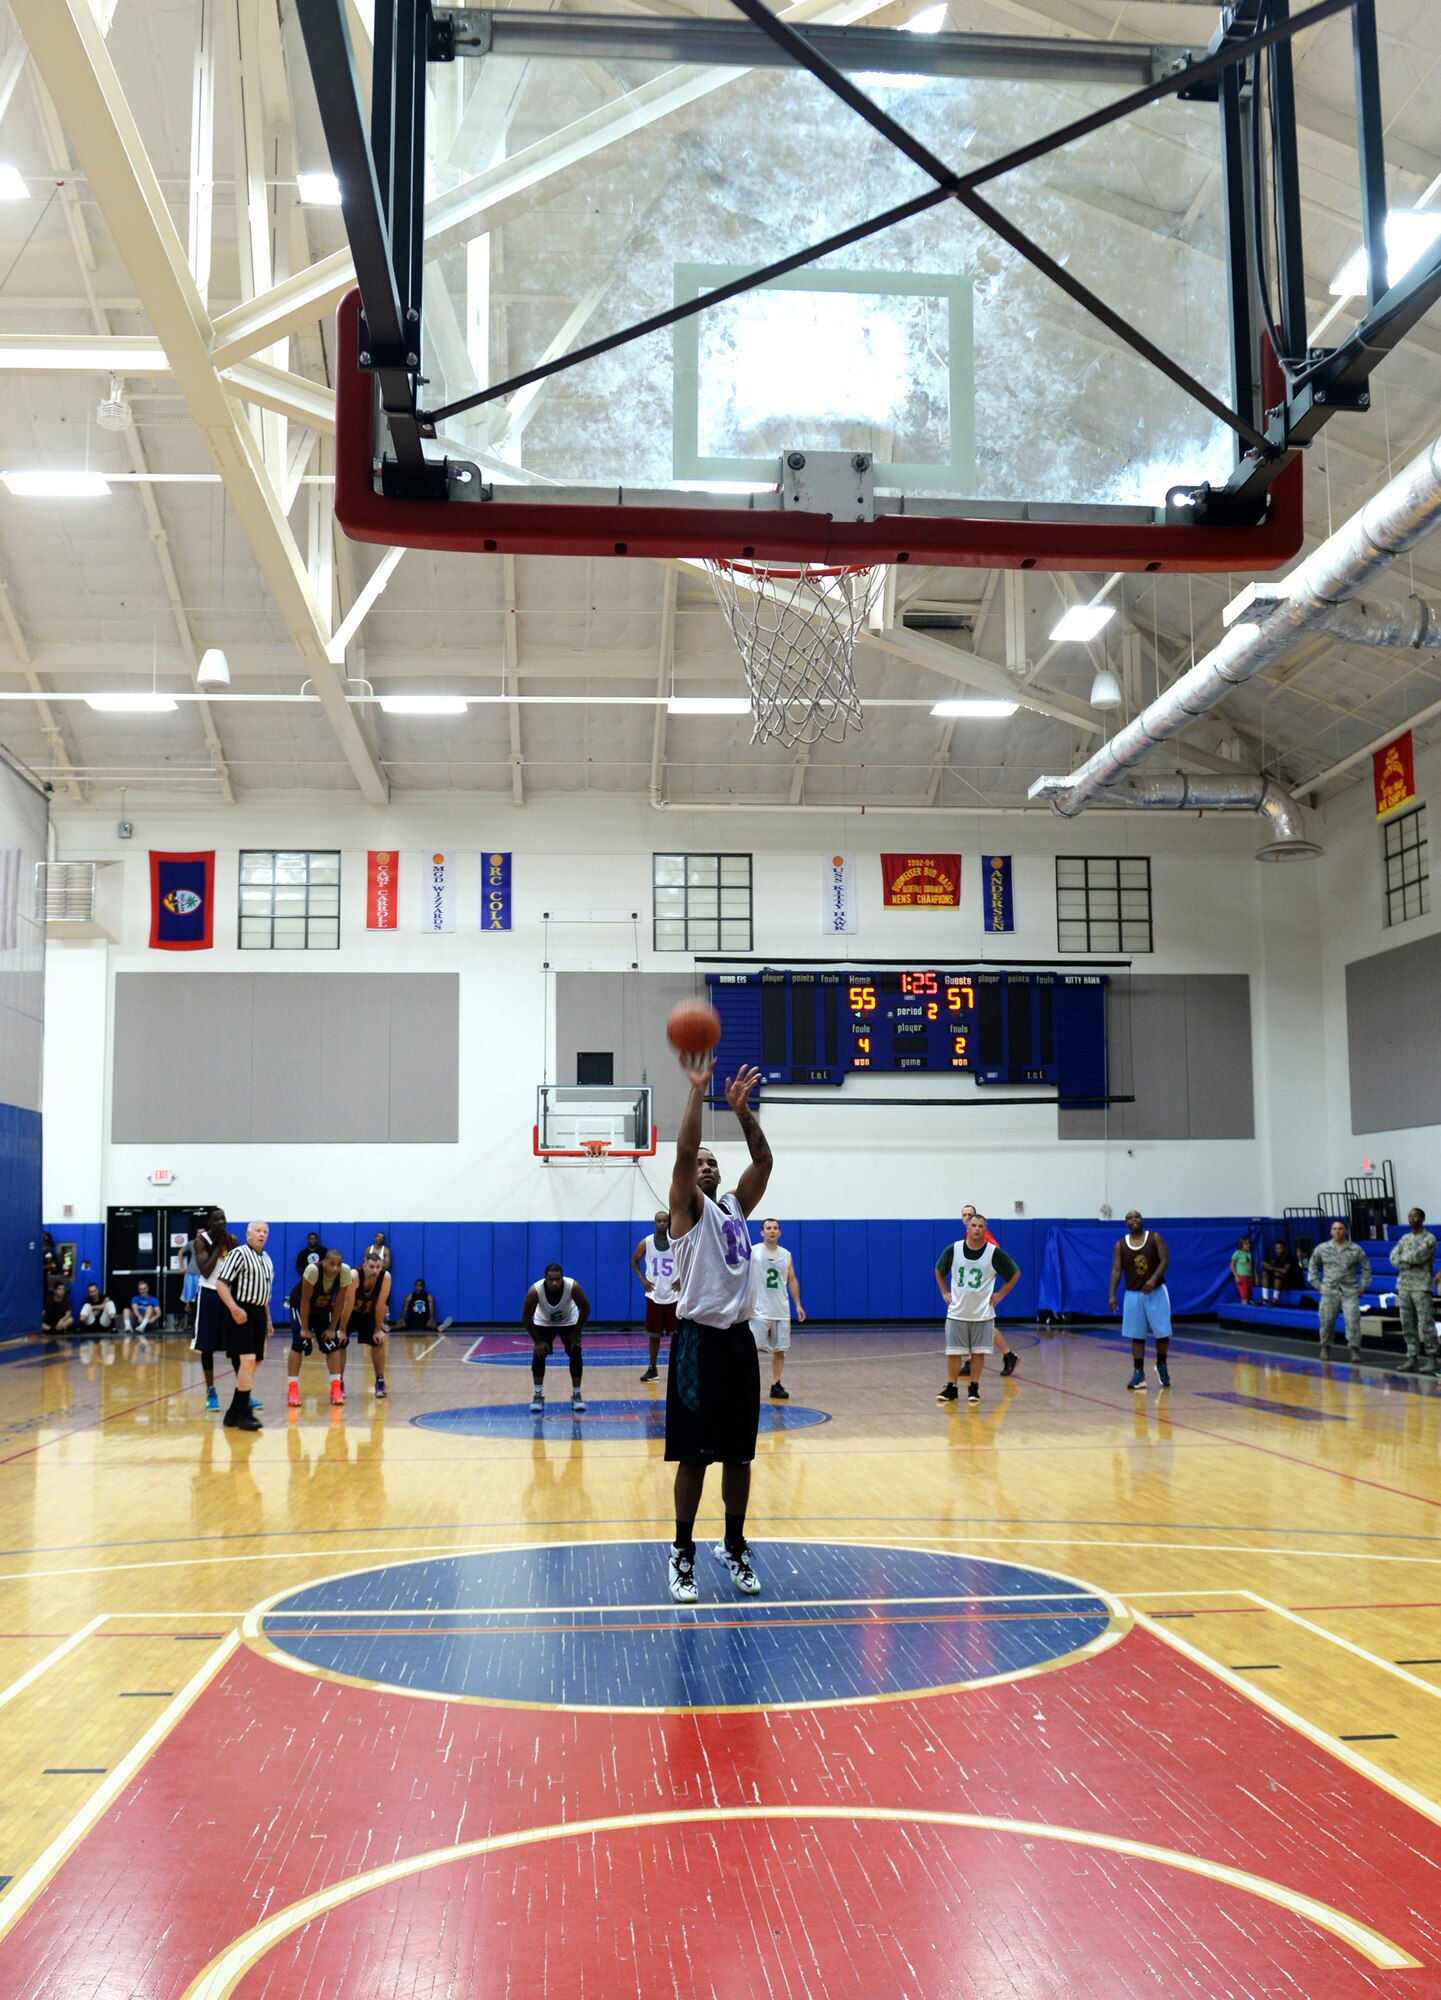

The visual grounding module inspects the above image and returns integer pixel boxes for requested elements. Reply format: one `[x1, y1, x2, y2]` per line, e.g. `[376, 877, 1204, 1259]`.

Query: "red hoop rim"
[703, 558, 879, 582]
[580, 1138, 612, 1157]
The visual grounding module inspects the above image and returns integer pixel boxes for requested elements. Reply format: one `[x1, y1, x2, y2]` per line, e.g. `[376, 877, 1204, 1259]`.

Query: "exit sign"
[149, 1167, 174, 1186]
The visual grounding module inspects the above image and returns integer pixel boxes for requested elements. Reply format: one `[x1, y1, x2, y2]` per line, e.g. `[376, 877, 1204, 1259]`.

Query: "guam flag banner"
[482, 851, 512, 931]
[982, 853, 1015, 933]
[366, 850, 399, 930]
[1373, 731, 1416, 819]
[150, 851, 214, 950]
[423, 851, 455, 934]
[881, 854, 961, 908]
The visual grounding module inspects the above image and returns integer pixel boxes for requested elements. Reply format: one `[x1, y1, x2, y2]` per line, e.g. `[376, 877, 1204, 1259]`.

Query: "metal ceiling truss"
[9, 0, 389, 805]
[298, 0, 1441, 536]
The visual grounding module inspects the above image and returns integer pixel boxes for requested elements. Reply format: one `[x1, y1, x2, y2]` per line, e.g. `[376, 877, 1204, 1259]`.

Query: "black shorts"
[349, 1316, 384, 1346]
[532, 1325, 581, 1351]
[664, 1319, 760, 1466]
[207, 1299, 267, 1361]
[645, 1299, 679, 1336]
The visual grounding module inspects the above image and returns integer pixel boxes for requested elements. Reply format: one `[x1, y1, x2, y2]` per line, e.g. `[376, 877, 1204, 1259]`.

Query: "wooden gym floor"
[0, 1321, 1436, 1997]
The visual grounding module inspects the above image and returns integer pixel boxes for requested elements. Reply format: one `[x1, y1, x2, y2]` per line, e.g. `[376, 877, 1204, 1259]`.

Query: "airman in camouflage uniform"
[1389, 1206, 1439, 1375]
[1307, 1221, 1371, 1362]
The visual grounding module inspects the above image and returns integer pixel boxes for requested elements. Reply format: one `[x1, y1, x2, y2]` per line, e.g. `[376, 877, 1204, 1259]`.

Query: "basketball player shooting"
[664, 1002, 772, 1604]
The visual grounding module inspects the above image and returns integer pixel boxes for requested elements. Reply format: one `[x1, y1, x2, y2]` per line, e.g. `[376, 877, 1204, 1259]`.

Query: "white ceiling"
[0, 0, 1437, 814]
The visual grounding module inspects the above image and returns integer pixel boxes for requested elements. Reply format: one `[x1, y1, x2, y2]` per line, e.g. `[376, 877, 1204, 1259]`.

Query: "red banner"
[1374, 732, 1416, 820]
[366, 849, 399, 929]
[880, 854, 962, 908]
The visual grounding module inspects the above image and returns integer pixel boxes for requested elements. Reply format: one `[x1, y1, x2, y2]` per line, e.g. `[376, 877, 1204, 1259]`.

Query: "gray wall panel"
[1060, 972, 1253, 1142]
[390, 977, 460, 1142]
[1347, 933, 1441, 1132]
[112, 973, 457, 1143]
[555, 973, 699, 1142]
[1185, 974, 1255, 1140]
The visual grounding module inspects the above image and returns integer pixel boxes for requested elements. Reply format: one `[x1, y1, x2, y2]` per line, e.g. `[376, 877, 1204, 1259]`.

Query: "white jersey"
[945, 1241, 1004, 1321]
[751, 1245, 793, 1322]
[531, 1276, 580, 1329]
[675, 1191, 753, 1329]
[643, 1235, 678, 1306]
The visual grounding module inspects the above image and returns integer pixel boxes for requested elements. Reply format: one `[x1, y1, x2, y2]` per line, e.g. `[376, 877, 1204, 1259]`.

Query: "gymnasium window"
[1055, 855, 1152, 954]
[238, 851, 341, 950]
[1382, 804, 1429, 927]
[653, 853, 752, 953]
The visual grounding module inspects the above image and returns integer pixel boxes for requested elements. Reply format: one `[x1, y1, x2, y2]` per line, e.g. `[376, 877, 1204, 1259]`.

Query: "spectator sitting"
[43, 1280, 75, 1332]
[400, 1277, 450, 1334]
[79, 1283, 117, 1329]
[124, 1281, 162, 1334]
[1259, 1241, 1305, 1302]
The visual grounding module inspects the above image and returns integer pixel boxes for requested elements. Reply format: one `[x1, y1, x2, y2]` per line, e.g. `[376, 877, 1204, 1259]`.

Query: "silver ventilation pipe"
[1029, 433, 1441, 832]
[1083, 772, 1322, 860]
[1314, 593, 1438, 650]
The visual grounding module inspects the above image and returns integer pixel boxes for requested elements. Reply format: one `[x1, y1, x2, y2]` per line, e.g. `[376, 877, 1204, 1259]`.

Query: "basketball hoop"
[701, 559, 883, 749]
[581, 1138, 612, 1172]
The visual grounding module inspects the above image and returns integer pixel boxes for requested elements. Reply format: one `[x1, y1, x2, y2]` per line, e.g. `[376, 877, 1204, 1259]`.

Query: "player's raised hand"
[679, 1049, 717, 1093]
[724, 1065, 762, 1116]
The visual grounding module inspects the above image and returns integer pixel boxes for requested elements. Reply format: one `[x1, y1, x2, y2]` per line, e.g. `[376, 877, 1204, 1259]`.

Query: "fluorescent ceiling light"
[0, 165, 28, 202]
[930, 698, 1018, 718]
[2, 469, 111, 498]
[1331, 210, 1441, 296]
[196, 648, 230, 688]
[297, 172, 342, 206]
[378, 694, 468, 716]
[667, 697, 752, 716]
[905, 4, 948, 27]
[1049, 604, 1115, 642]
[84, 692, 178, 714]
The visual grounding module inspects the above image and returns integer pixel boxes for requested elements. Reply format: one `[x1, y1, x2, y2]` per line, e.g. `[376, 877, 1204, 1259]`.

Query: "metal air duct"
[1030, 433, 1441, 824]
[1084, 773, 1322, 860]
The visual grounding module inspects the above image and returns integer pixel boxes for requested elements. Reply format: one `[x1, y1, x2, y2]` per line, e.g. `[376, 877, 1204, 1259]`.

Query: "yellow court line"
[259, 1590, 1099, 1617]
[0, 1631, 240, 1951]
[1134, 1610, 1441, 1832]
[178, 1802, 1417, 1996]
[1243, 1591, 1441, 1703]
[0, 1615, 106, 1712]
[838, 1535, 1441, 1566]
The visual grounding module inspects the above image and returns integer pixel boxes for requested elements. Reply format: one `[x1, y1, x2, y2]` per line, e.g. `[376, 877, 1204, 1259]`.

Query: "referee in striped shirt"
[212, 1220, 274, 1432]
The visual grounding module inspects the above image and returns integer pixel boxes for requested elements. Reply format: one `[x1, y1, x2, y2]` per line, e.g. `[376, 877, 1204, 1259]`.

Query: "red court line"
[1024, 1373, 1441, 1512]
[0, 1385, 188, 1467]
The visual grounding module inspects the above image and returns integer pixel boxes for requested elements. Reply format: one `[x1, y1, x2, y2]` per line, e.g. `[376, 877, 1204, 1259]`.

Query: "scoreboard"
[706, 968, 1108, 1099]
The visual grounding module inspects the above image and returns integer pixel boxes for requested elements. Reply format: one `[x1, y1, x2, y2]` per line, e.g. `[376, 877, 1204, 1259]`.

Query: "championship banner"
[422, 850, 455, 934]
[822, 852, 855, 934]
[149, 851, 214, 951]
[1374, 731, 1416, 819]
[880, 853, 961, 908]
[483, 850, 512, 932]
[366, 850, 399, 930]
[982, 853, 1015, 933]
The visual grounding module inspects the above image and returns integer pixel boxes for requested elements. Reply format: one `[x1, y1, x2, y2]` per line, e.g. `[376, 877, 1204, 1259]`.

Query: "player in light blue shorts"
[1108, 1210, 1172, 1391]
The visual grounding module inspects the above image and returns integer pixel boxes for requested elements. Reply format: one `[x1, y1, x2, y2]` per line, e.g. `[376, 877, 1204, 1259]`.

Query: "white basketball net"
[702, 560, 883, 749]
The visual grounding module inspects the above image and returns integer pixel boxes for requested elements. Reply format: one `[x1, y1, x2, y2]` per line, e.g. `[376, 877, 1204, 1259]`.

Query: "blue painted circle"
[410, 1399, 830, 1442]
[466, 1337, 663, 1367]
[258, 1543, 1114, 1709]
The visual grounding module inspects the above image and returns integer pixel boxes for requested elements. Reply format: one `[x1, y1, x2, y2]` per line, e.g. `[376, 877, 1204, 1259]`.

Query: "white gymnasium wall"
[1314, 734, 1441, 1209]
[42, 795, 1320, 1224]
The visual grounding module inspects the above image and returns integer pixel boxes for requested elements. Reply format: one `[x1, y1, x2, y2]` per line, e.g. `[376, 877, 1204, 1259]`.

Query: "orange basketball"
[666, 1000, 722, 1056]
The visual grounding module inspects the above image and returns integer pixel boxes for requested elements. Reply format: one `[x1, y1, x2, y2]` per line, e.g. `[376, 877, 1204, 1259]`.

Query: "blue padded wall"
[43, 1212, 1273, 1327]
[1, 1105, 43, 1337]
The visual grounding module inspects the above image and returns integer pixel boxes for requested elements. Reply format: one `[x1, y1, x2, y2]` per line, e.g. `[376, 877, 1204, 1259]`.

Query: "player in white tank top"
[522, 1264, 591, 1415]
[664, 1045, 772, 1606]
[749, 1218, 806, 1401]
[631, 1209, 679, 1383]
[934, 1212, 1021, 1406]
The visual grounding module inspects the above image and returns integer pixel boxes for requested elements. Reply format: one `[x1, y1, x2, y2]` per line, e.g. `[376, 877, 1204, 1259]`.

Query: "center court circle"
[255, 1542, 1121, 1709]
[410, 1399, 830, 1442]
